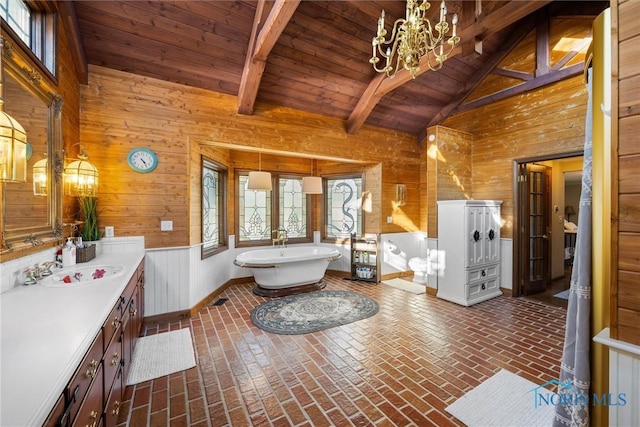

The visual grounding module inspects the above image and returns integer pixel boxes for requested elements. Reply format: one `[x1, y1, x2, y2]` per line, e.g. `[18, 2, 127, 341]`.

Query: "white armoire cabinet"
[437, 200, 503, 306]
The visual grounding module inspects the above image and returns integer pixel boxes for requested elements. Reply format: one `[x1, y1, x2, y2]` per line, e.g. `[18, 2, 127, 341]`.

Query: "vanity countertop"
[0, 251, 145, 426]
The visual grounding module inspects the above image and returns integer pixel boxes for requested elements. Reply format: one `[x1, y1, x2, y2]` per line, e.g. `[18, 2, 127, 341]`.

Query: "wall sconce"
[395, 184, 406, 207]
[302, 159, 322, 194]
[32, 155, 48, 196]
[0, 102, 28, 182]
[247, 152, 272, 191]
[64, 150, 98, 197]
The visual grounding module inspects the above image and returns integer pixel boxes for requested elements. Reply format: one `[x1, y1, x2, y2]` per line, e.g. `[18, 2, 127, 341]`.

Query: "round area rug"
[250, 290, 379, 335]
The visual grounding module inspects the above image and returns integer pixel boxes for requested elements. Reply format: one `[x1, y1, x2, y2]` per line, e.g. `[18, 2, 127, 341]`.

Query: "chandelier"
[370, 0, 460, 79]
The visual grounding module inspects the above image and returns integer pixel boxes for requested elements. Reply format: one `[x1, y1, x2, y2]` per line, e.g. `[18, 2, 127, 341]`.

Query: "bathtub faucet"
[272, 227, 288, 248]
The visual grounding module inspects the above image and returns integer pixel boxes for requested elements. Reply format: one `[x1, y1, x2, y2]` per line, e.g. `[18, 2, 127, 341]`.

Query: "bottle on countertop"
[62, 237, 76, 268]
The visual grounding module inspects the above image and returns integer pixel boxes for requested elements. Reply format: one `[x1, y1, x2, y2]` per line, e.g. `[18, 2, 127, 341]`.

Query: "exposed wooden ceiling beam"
[346, 0, 553, 135]
[461, 0, 483, 57]
[422, 16, 536, 139]
[56, 0, 88, 84]
[237, 0, 300, 115]
[455, 62, 584, 113]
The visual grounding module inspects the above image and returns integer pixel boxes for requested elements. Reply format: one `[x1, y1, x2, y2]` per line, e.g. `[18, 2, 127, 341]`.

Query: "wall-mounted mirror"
[0, 35, 63, 261]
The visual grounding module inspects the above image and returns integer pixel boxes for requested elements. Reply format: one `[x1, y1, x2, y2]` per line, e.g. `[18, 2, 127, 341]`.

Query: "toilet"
[408, 257, 430, 284]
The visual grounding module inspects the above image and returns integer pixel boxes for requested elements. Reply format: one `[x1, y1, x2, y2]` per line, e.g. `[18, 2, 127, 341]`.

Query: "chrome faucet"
[23, 261, 61, 285]
[272, 227, 288, 248]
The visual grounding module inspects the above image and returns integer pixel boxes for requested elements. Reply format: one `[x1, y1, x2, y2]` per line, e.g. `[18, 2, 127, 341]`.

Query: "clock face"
[127, 148, 158, 173]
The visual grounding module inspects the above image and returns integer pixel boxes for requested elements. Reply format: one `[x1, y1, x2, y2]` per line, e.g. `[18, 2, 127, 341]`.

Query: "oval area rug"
[250, 290, 379, 335]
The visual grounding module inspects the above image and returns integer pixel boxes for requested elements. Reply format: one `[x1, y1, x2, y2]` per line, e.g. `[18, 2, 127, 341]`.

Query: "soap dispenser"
[62, 237, 77, 268]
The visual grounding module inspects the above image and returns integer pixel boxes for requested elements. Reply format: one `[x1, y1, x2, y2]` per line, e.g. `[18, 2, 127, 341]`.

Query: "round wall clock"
[127, 147, 158, 173]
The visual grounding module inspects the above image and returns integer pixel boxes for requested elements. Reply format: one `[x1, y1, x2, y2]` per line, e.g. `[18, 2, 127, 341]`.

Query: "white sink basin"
[39, 265, 125, 287]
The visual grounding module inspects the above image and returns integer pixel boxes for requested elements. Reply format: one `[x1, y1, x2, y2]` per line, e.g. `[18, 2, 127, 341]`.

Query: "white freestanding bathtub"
[234, 246, 342, 296]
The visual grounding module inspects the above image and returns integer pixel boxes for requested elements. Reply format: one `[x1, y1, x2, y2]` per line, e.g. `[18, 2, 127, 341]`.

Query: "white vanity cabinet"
[437, 200, 503, 306]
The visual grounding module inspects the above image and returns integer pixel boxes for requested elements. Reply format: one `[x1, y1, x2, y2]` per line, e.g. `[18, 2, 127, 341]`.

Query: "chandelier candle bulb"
[369, 0, 461, 79]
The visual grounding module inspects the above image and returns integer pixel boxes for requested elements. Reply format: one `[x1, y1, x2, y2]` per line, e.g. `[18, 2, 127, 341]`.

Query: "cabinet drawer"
[104, 329, 123, 393]
[73, 363, 103, 427]
[104, 364, 124, 427]
[103, 299, 124, 351]
[467, 264, 498, 283]
[67, 331, 103, 424]
[467, 277, 500, 298]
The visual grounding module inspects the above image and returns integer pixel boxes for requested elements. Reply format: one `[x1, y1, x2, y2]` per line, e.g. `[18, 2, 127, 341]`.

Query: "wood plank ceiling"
[70, 1, 608, 138]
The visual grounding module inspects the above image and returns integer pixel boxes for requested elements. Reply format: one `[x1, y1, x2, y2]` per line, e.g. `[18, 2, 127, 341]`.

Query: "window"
[237, 173, 311, 245]
[1, 0, 29, 43]
[1, 0, 56, 75]
[202, 158, 227, 258]
[325, 176, 363, 239]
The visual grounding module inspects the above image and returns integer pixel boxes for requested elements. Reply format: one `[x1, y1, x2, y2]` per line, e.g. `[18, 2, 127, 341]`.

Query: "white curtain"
[553, 68, 593, 427]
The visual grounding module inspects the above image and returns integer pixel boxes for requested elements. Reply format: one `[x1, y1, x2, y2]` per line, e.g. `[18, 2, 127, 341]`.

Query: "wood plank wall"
[441, 74, 588, 239]
[423, 126, 474, 237]
[613, 0, 640, 346]
[80, 65, 420, 249]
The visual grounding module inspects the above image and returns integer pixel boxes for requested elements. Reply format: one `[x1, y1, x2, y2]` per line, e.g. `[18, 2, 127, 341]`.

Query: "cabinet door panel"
[104, 329, 123, 393]
[465, 206, 485, 267]
[104, 364, 124, 427]
[73, 364, 103, 427]
[484, 206, 501, 263]
[67, 332, 103, 424]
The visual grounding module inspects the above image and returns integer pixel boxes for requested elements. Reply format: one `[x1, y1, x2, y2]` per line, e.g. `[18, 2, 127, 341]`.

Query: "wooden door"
[518, 163, 552, 295]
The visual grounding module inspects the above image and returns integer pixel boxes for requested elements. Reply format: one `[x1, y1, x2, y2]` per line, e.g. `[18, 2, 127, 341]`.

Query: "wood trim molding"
[142, 276, 254, 324]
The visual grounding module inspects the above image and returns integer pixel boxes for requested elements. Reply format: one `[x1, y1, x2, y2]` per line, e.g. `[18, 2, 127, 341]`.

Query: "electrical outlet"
[161, 220, 173, 231]
[104, 226, 114, 238]
[387, 216, 393, 223]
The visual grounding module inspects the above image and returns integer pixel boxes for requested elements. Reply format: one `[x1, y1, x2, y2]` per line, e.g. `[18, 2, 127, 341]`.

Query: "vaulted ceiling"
[67, 1, 608, 139]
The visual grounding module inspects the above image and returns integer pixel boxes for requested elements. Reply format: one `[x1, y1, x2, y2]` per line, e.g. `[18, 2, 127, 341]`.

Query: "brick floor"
[117, 275, 567, 426]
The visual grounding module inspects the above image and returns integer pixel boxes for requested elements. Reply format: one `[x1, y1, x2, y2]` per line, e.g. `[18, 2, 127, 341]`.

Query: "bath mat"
[553, 289, 570, 300]
[382, 278, 426, 294]
[126, 328, 196, 385]
[251, 290, 378, 335]
[445, 369, 555, 426]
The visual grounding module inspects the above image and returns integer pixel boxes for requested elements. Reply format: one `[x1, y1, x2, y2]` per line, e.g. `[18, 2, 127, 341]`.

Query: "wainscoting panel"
[188, 245, 234, 308]
[379, 231, 428, 277]
[145, 247, 191, 316]
[500, 238, 513, 290]
[594, 328, 640, 425]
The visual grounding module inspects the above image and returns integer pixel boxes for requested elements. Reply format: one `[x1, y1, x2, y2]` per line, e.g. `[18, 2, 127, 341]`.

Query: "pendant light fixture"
[302, 159, 322, 194]
[0, 99, 28, 183]
[63, 149, 99, 197]
[247, 152, 272, 191]
[32, 154, 48, 196]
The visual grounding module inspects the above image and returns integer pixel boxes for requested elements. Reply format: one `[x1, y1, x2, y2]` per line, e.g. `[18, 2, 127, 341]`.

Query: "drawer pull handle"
[130, 307, 138, 316]
[112, 400, 120, 416]
[488, 229, 495, 240]
[473, 230, 480, 242]
[481, 284, 486, 290]
[85, 360, 99, 379]
[111, 317, 120, 327]
[85, 410, 99, 427]
[111, 352, 120, 366]
[481, 270, 486, 277]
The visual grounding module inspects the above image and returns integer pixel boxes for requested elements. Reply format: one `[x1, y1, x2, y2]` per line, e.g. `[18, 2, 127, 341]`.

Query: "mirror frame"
[0, 34, 63, 261]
